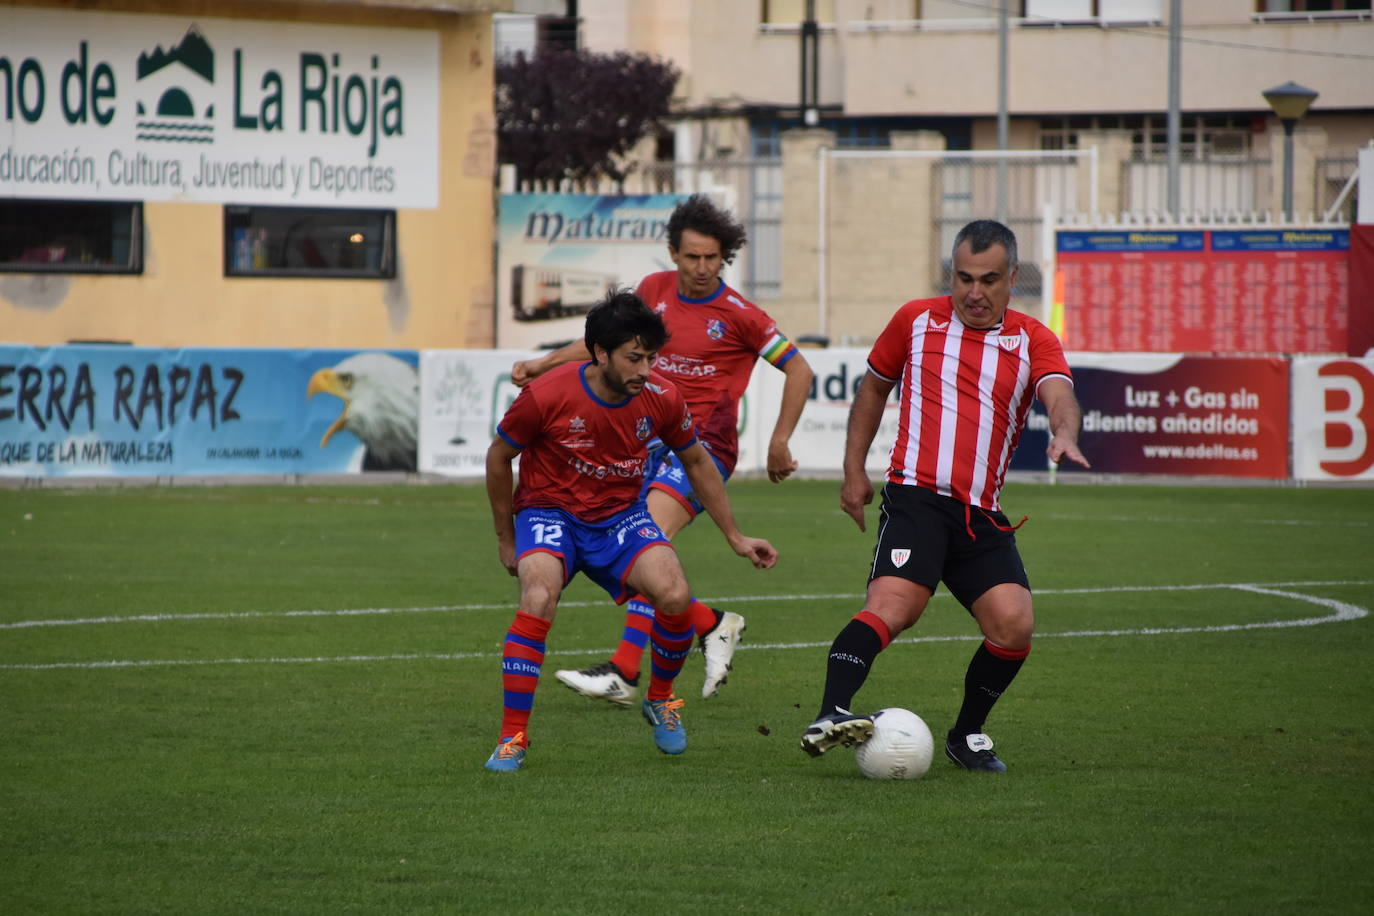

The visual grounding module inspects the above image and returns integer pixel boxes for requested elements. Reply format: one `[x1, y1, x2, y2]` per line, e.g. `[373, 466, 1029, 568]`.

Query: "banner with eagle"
[0, 344, 418, 476]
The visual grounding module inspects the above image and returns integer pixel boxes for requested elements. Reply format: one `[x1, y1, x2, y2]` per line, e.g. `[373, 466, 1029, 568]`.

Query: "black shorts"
[869, 482, 1029, 610]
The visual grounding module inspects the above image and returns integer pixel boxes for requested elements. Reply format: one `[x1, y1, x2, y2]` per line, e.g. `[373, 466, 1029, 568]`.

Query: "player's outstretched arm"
[840, 371, 893, 532]
[510, 339, 590, 388]
[766, 351, 815, 483]
[1038, 377, 1091, 469]
[678, 441, 778, 569]
[485, 437, 521, 575]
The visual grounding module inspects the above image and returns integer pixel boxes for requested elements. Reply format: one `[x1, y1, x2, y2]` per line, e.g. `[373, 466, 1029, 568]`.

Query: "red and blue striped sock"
[610, 596, 716, 679]
[608, 596, 655, 680]
[646, 608, 694, 701]
[499, 611, 551, 740]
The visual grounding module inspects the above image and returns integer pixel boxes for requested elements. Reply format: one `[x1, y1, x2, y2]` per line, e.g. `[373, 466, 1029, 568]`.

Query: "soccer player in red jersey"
[512, 195, 814, 704]
[484, 289, 777, 772]
[800, 219, 1090, 773]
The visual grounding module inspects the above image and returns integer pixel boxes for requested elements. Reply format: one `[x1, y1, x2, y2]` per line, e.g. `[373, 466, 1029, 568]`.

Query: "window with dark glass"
[223, 206, 396, 278]
[0, 199, 142, 274]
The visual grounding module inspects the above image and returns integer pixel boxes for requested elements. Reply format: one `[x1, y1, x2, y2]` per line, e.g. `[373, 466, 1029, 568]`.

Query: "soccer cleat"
[699, 610, 747, 699]
[483, 732, 527, 773]
[553, 661, 640, 707]
[641, 697, 688, 754]
[944, 732, 1008, 773]
[799, 709, 874, 758]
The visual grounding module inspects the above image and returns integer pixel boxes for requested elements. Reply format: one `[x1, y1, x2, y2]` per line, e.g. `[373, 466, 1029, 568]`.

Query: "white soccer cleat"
[700, 611, 746, 699]
[553, 661, 640, 707]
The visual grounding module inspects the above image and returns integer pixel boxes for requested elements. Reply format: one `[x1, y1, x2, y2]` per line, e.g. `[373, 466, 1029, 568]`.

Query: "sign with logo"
[418, 349, 529, 477]
[0, 344, 419, 477]
[1010, 353, 1290, 479]
[1291, 356, 1374, 481]
[0, 7, 438, 207]
[496, 194, 689, 350]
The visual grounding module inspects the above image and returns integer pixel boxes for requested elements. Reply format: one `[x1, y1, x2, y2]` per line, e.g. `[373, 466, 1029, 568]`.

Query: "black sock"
[951, 641, 1027, 738]
[817, 618, 884, 719]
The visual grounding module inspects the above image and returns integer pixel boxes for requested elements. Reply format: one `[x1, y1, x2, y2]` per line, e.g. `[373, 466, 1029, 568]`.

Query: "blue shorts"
[640, 440, 732, 519]
[514, 503, 673, 604]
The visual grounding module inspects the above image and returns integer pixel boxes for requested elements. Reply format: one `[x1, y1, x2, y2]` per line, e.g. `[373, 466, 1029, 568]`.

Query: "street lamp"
[1262, 81, 1319, 222]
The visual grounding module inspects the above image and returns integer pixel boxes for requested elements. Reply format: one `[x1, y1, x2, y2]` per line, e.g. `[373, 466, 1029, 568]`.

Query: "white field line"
[1, 581, 1369, 671]
[2, 580, 1369, 631]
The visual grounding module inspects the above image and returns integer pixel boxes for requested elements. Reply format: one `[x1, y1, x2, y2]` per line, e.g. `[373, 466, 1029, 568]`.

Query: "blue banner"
[1057, 230, 1205, 253]
[0, 345, 418, 477]
[1210, 229, 1349, 251]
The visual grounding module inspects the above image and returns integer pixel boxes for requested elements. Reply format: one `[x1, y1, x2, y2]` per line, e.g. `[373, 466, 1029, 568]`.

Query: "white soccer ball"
[855, 707, 934, 781]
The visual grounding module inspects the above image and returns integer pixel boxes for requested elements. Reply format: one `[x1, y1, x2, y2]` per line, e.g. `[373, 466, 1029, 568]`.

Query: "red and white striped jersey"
[867, 295, 1072, 511]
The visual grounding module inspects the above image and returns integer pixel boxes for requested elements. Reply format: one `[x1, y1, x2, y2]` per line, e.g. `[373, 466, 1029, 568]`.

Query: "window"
[1038, 114, 1254, 161]
[1257, 1, 1370, 12]
[1024, 0, 1163, 23]
[0, 199, 142, 274]
[224, 206, 396, 279]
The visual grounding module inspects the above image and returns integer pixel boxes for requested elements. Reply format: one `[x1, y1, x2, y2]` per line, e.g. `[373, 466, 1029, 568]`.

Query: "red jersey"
[867, 296, 1072, 511]
[635, 270, 799, 473]
[497, 361, 697, 522]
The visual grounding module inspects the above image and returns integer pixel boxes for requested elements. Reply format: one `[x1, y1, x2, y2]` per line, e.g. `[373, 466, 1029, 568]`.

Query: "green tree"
[496, 47, 680, 187]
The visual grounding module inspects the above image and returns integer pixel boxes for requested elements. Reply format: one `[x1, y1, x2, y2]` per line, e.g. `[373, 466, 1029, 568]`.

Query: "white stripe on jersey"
[934, 319, 962, 497]
[890, 314, 1035, 511]
[989, 330, 1033, 505]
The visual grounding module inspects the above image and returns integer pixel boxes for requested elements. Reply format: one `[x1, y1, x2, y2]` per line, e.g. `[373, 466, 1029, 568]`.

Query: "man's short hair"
[952, 219, 1019, 272]
[584, 288, 669, 361]
[666, 194, 748, 265]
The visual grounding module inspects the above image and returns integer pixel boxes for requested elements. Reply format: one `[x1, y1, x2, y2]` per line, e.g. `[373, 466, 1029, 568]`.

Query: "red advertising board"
[1058, 229, 1349, 354]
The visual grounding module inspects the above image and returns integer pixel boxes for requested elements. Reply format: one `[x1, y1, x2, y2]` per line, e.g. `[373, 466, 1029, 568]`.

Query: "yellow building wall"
[1, 1, 498, 349]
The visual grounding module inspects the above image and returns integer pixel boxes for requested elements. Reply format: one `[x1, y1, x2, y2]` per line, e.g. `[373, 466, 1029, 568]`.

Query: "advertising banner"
[757, 348, 893, 477]
[1009, 354, 1290, 478]
[1291, 356, 1374, 481]
[1350, 224, 1374, 357]
[495, 194, 689, 350]
[0, 6, 439, 207]
[1057, 228, 1348, 354]
[0, 345, 418, 477]
[418, 349, 530, 477]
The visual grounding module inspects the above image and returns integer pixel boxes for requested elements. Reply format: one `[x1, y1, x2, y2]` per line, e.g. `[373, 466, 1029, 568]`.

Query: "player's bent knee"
[654, 582, 691, 617]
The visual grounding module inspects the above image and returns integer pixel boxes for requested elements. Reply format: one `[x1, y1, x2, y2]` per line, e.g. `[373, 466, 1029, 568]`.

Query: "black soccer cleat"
[944, 732, 1009, 773]
[800, 710, 874, 758]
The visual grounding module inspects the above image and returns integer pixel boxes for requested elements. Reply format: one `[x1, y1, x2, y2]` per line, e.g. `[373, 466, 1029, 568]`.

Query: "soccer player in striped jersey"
[512, 195, 814, 705]
[800, 219, 1090, 773]
[484, 290, 777, 772]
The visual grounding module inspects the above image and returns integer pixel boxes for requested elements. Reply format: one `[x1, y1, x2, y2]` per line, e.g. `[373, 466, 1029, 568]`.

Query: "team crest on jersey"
[569, 416, 586, 433]
[655, 301, 667, 314]
[635, 416, 652, 440]
[890, 548, 911, 568]
[998, 335, 1022, 351]
[706, 318, 726, 340]
[637, 526, 661, 539]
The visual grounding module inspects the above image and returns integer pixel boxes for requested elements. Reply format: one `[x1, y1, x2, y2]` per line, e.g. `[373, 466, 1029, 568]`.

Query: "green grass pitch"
[2, 478, 1372, 913]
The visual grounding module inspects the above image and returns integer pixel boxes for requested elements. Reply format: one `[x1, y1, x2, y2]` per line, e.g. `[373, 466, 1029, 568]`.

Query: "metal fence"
[928, 152, 1092, 299]
[1123, 157, 1271, 218]
[1317, 155, 1359, 222]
